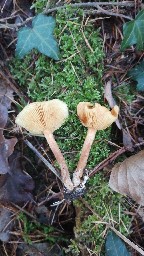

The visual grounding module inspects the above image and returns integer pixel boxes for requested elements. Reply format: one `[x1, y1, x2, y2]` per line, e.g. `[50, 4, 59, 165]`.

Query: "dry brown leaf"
[109, 150, 144, 205]
[0, 103, 17, 174]
[0, 77, 14, 109]
[0, 152, 35, 204]
[17, 243, 62, 256]
[104, 81, 121, 130]
[0, 207, 12, 242]
[137, 207, 144, 222]
[104, 81, 117, 108]
[0, 73, 34, 242]
[122, 129, 134, 151]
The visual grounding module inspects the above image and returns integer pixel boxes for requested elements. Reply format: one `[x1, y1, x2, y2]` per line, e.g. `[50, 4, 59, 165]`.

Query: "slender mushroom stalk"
[43, 130, 72, 188]
[15, 99, 74, 191]
[73, 102, 119, 187]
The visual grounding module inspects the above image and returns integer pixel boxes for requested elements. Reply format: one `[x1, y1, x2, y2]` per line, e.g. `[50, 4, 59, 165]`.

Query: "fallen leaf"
[137, 207, 144, 222]
[121, 9, 144, 51]
[0, 99, 34, 203]
[122, 129, 134, 151]
[0, 152, 35, 204]
[105, 231, 131, 256]
[17, 243, 62, 256]
[0, 137, 17, 174]
[0, 76, 34, 242]
[0, 103, 17, 174]
[0, 77, 14, 109]
[104, 81, 117, 108]
[0, 103, 8, 130]
[109, 150, 144, 205]
[104, 81, 121, 129]
[16, 14, 59, 60]
[0, 207, 12, 242]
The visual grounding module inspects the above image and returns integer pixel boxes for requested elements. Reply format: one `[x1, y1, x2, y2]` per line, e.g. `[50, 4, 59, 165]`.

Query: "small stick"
[44, 2, 135, 14]
[89, 146, 126, 177]
[89, 141, 144, 178]
[43, 2, 134, 20]
[24, 139, 62, 181]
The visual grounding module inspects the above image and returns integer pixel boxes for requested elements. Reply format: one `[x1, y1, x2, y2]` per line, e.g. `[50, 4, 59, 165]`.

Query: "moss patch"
[10, 8, 110, 171]
[66, 173, 131, 255]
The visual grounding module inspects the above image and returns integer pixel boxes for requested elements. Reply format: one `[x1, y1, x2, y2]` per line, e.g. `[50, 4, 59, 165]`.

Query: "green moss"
[10, 8, 109, 171]
[67, 173, 131, 255]
[30, 0, 48, 13]
[18, 212, 58, 244]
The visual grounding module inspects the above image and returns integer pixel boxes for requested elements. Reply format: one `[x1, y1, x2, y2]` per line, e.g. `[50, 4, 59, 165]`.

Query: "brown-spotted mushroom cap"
[77, 102, 119, 130]
[15, 99, 68, 134]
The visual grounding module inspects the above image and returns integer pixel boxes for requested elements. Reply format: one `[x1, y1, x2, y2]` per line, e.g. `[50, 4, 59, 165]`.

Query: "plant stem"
[44, 130, 74, 191]
[73, 128, 96, 187]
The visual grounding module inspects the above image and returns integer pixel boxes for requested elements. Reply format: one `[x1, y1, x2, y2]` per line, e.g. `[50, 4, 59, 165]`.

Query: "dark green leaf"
[105, 231, 131, 256]
[16, 14, 59, 60]
[121, 9, 144, 51]
[128, 60, 144, 91]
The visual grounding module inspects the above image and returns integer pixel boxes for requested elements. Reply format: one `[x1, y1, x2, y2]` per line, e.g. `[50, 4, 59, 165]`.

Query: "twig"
[24, 139, 62, 181]
[89, 141, 144, 177]
[43, 2, 134, 20]
[0, 1, 134, 30]
[11, 202, 37, 221]
[0, 17, 32, 29]
[81, 29, 94, 53]
[44, 1, 135, 13]
[38, 191, 63, 206]
[89, 146, 126, 177]
[87, 6, 133, 20]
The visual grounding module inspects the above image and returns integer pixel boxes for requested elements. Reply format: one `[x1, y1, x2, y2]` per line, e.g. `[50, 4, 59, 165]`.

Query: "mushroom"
[72, 102, 119, 187]
[15, 99, 74, 191]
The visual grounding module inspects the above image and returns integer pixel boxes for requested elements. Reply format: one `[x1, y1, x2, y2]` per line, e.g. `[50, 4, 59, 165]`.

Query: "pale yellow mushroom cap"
[15, 99, 68, 135]
[77, 102, 119, 130]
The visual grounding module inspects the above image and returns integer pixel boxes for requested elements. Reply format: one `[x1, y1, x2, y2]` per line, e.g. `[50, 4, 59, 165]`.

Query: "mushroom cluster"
[15, 99, 119, 192]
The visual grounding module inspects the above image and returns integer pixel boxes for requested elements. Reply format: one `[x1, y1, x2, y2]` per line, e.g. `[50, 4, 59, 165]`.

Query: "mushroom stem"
[73, 128, 96, 187]
[44, 130, 74, 191]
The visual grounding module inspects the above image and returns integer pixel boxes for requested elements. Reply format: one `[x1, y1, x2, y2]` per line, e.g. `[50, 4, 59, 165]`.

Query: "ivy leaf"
[128, 60, 144, 91]
[121, 9, 144, 51]
[16, 14, 59, 60]
[105, 231, 131, 256]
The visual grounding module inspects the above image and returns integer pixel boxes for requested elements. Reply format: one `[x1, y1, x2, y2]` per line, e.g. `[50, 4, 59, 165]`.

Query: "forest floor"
[0, 1, 144, 256]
